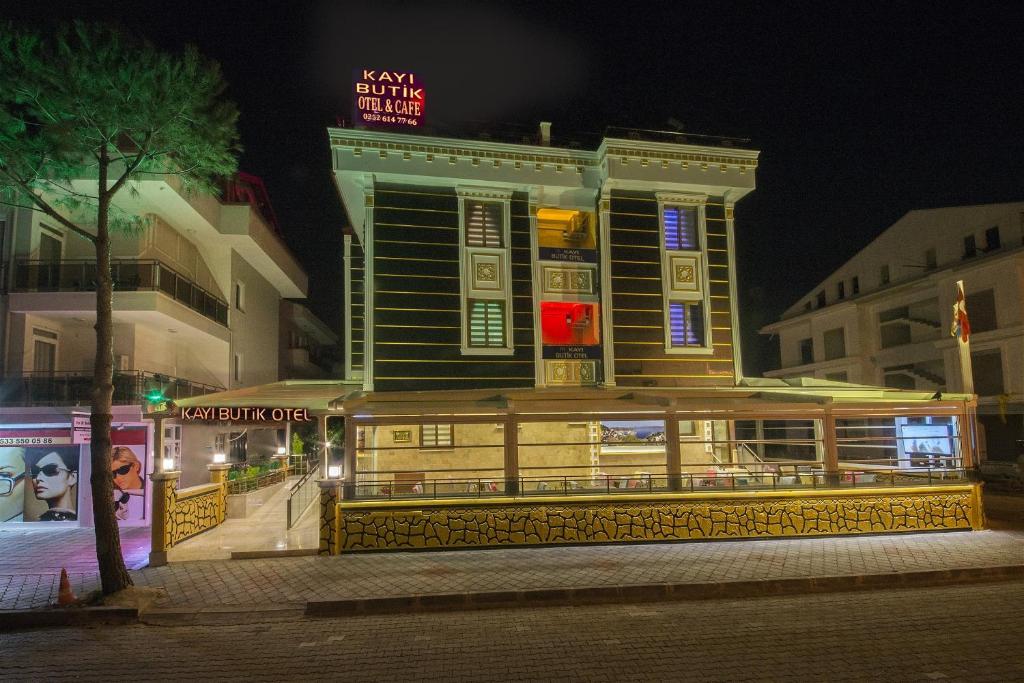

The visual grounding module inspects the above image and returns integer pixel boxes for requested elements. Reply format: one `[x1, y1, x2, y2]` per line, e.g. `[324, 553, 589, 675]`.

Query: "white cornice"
[328, 127, 597, 167]
[598, 137, 760, 170]
[328, 128, 763, 172]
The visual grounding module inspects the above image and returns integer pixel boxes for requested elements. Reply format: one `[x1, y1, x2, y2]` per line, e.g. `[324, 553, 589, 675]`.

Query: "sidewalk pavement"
[3, 526, 1023, 611]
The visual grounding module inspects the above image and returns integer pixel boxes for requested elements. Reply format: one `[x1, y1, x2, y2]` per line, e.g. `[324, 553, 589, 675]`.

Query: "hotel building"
[259, 122, 988, 552]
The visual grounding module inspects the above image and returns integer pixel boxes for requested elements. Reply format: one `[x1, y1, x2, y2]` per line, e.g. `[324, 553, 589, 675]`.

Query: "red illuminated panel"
[541, 302, 599, 346]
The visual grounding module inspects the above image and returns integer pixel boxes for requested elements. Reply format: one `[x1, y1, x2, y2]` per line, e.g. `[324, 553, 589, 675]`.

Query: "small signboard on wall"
[72, 414, 91, 445]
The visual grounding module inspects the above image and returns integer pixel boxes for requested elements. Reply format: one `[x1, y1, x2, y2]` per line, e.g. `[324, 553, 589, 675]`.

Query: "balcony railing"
[12, 259, 228, 326]
[0, 370, 224, 407]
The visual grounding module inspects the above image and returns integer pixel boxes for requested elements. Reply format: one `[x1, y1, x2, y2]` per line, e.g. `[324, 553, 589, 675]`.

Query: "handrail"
[290, 458, 319, 494]
[286, 460, 320, 529]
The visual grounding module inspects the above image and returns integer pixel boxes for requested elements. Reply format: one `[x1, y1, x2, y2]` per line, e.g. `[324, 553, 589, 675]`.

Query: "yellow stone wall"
[165, 482, 225, 547]
[331, 485, 983, 552]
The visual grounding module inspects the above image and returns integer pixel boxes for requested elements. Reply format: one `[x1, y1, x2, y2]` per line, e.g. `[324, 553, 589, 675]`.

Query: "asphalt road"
[3, 581, 1022, 681]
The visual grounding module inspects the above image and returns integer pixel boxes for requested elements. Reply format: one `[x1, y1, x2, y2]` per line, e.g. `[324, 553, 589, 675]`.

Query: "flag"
[950, 281, 971, 343]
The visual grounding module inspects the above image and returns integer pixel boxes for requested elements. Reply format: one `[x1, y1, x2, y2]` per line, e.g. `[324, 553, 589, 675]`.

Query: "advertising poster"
[898, 423, 956, 469]
[22, 446, 81, 522]
[0, 447, 28, 523]
[111, 443, 147, 522]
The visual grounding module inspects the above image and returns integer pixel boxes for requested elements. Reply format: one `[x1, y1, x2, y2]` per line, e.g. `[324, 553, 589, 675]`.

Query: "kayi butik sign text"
[180, 407, 314, 423]
[354, 70, 424, 127]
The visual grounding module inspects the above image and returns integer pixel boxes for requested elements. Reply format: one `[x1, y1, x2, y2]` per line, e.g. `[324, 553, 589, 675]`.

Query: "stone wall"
[330, 485, 982, 552]
[165, 482, 225, 547]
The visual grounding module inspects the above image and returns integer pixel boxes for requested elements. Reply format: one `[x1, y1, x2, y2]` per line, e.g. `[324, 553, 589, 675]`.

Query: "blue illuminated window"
[668, 302, 705, 347]
[663, 206, 699, 251]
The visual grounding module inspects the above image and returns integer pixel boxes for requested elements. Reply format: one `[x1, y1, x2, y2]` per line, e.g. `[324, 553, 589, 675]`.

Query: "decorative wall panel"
[165, 482, 225, 547]
[331, 486, 982, 552]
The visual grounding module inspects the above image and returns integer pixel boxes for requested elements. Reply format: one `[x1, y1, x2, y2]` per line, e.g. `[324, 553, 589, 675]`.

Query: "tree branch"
[105, 132, 153, 198]
[0, 169, 96, 244]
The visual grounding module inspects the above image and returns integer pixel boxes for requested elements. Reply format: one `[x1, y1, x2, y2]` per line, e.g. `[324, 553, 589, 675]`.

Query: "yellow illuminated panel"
[537, 208, 597, 251]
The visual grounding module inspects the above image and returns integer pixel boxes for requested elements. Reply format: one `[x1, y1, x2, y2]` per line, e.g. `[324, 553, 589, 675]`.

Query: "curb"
[305, 564, 1024, 617]
[230, 549, 318, 560]
[141, 604, 306, 625]
[0, 606, 139, 631]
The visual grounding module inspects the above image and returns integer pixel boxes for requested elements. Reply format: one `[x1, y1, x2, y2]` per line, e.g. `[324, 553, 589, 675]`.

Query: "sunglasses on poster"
[0, 472, 25, 495]
[31, 464, 71, 478]
[112, 463, 133, 476]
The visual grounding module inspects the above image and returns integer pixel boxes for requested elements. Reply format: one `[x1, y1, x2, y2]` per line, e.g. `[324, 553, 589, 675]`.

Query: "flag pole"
[952, 279, 979, 467]
[954, 280, 974, 395]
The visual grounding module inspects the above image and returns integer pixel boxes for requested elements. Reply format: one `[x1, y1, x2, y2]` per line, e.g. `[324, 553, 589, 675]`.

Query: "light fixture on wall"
[276, 446, 286, 455]
[161, 457, 175, 471]
[212, 452, 226, 464]
[327, 465, 342, 479]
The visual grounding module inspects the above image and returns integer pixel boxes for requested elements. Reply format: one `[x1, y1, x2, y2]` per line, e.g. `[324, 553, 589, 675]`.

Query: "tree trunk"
[90, 149, 133, 594]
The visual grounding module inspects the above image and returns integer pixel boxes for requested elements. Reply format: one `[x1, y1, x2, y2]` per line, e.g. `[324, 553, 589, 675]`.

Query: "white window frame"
[31, 327, 59, 373]
[420, 423, 454, 449]
[457, 186, 514, 356]
[233, 352, 243, 384]
[656, 193, 713, 354]
[38, 223, 65, 261]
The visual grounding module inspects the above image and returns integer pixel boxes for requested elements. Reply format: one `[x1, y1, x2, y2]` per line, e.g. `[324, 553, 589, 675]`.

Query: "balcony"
[11, 259, 228, 326]
[0, 370, 224, 407]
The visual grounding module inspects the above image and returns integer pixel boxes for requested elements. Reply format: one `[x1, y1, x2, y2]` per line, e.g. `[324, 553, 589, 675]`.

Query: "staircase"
[907, 366, 946, 387]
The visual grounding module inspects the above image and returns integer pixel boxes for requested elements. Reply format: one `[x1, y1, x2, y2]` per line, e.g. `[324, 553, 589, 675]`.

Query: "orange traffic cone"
[57, 568, 77, 606]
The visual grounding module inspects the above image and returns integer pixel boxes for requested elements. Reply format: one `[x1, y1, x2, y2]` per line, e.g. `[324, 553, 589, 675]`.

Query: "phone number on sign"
[0, 437, 60, 446]
[360, 112, 420, 126]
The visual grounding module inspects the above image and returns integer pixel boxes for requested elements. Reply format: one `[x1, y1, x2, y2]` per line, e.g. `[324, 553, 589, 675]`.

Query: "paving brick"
[2, 524, 1023, 611]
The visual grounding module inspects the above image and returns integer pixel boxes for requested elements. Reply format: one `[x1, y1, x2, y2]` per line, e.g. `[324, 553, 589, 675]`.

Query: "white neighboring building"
[0, 174, 311, 499]
[760, 201, 1024, 461]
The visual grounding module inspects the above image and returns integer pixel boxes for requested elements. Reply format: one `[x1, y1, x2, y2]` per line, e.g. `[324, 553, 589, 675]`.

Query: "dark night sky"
[7, 2, 1024, 375]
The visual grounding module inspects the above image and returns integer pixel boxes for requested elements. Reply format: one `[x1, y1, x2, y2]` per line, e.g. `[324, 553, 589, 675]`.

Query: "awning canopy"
[172, 380, 361, 413]
[337, 379, 974, 420]
[166, 376, 973, 420]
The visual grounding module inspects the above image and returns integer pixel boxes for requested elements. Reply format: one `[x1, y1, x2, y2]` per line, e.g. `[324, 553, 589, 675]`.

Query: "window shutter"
[421, 424, 453, 448]
[664, 206, 698, 251]
[668, 302, 704, 347]
[469, 300, 505, 347]
[465, 201, 503, 248]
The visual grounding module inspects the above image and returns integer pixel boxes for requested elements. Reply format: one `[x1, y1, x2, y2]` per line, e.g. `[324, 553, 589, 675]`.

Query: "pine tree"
[0, 22, 239, 593]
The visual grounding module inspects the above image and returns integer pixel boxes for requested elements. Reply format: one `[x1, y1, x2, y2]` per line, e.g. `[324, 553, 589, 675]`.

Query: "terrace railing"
[12, 258, 229, 326]
[0, 370, 223, 407]
[351, 463, 970, 501]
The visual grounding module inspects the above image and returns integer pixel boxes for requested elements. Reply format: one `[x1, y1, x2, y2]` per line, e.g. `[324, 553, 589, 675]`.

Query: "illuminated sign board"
[180, 407, 314, 423]
[354, 69, 425, 128]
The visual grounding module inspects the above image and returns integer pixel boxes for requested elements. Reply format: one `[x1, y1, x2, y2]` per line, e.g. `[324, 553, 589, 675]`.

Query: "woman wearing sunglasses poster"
[25, 447, 80, 522]
[0, 448, 26, 522]
[111, 446, 145, 521]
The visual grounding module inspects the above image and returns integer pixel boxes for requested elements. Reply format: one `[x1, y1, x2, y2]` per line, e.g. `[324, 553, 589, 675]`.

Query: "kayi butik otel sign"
[180, 407, 314, 423]
[354, 69, 424, 127]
